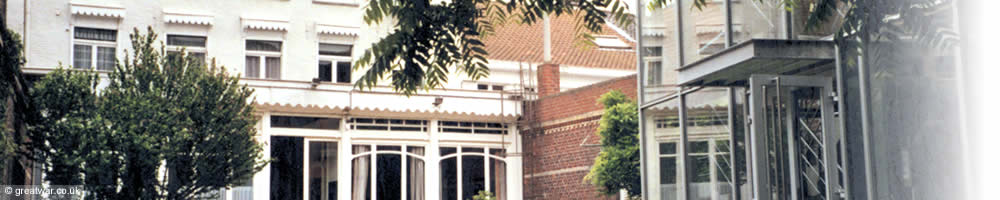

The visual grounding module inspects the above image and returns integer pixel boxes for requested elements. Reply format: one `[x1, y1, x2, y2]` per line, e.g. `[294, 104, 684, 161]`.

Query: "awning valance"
[70, 2, 125, 18]
[164, 11, 213, 25]
[316, 24, 360, 36]
[242, 17, 289, 31]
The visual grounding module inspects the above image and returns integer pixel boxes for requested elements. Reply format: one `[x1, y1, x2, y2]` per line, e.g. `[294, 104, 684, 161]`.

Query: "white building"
[5, 0, 637, 199]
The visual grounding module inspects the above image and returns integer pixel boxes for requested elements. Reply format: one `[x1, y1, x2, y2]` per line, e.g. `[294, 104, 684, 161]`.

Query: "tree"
[355, 0, 633, 95]
[27, 28, 266, 200]
[0, 8, 37, 186]
[585, 90, 641, 198]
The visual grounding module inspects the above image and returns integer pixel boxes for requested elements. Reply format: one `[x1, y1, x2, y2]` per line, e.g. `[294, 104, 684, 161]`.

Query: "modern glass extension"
[637, 0, 966, 200]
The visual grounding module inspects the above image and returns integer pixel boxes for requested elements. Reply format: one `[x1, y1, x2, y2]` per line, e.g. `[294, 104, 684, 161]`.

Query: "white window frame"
[439, 146, 507, 200]
[317, 42, 353, 83]
[166, 34, 208, 60]
[245, 39, 283, 79]
[643, 46, 664, 85]
[72, 27, 117, 71]
[350, 144, 427, 200]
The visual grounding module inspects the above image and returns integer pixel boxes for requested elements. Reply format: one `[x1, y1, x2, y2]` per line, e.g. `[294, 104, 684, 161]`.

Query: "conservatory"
[637, 0, 966, 200]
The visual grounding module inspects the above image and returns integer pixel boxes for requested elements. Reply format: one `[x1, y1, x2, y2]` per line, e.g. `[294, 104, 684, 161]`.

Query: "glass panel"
[190, 52, 206, 64]
[462, 155, 485, 199]
[96, 47, 115, 71]
[245, 56, 260, 78]
[73, 45, 92, 69]
[74, 27, 117, 41]
[441, 157, 458, 200]
[640, 0, 680, 102]
[319, 43, 353, 56]
[167, 35, 207, 47]
[461, 147, 484, 153]
[271, 136, 304, 200]
[376, 145, 401, 151]
[246, 40, 282, 52]
[266, 57, 281, 79]
[352, 145, 372, 200]
[271, 116, 341, 130]
[732, 87, 751, 200]
[643, 97, 680, 200]
[679, 0, 727, 65]
[309, 141, 338, 200]
[731, 0, 787, 44]
[660, 142, 677, 155]
[440, 147, 457, 156]
[490, 158, 507, 200]
[336, 62, 351, 83]
[407, 147, 426, 200]
[684, 88, 731, 200]
[376, 154, 401, 200]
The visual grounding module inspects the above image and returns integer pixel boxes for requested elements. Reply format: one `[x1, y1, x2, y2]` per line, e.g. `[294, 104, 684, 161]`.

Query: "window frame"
[318, 53, 352, 84]
[72, 27, 118, 71]
[438, 146, 507, 200]
[166, 34, 208, 62]
[245, 39, 283, 79]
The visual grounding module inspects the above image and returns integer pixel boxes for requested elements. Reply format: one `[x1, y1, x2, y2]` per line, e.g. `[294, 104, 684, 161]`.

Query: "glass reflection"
[684, 88, 732, 200]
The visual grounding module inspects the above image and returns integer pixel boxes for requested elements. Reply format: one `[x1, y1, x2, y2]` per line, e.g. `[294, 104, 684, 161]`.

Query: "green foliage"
[0, 25, 35, 185]
[27, 27, 266, 200]
[356, 0, 634, 95]
[473, 190, 496, 200]
[585, 90, 641, 197]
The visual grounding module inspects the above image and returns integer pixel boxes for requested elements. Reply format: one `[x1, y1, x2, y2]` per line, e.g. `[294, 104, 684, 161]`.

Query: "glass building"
[637, 0, 966, 200]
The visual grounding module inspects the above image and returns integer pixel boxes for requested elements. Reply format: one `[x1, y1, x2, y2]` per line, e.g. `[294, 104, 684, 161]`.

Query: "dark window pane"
[309, 142, 338, 200]
[690, 141, 709, 153]
[318, 61, 333, 82]
[691, 155, 711, 182]
[271, 136, 304, 200]
[643, 46, 663, 56]
[74, 27, 117, 41]
[440, 147, 457, 156]
[716, 140, 730, 153]
[336, 62, 351, 83]
[441, 157, 457, 200]
[492, 85, 503, 91]
[319, 43, 353, 56]
[461, 147, 484, 153]
[73, 45, 92, 69]
[716, 155, 731, 182]
[462, 155, 485, 199]
[660, 157, 676, 184]
[659, 142, 676, 155]
[167, 35, 207, 47]
[270, 116, 341, 130]
[246, 40, 282, 52]
[376, 145, 401, 151]
[376, 154, 401, 200]
[477, 84, 488, 90]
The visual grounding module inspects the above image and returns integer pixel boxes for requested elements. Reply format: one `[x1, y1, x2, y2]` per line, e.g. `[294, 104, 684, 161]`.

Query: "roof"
[483, 14, 636, 70]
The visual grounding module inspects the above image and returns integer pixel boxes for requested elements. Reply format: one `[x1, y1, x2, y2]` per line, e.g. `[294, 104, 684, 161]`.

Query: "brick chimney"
[537, 63, 560, 97]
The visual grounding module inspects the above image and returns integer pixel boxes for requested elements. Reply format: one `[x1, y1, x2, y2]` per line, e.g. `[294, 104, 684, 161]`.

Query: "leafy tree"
[27, 68, 102, 187]
[473, 190, 497, 200]
[355, 0, 633, 95]
[0, 11, 36, 185]
[585, 90, 640, 197]
[27, 28, 266, 200]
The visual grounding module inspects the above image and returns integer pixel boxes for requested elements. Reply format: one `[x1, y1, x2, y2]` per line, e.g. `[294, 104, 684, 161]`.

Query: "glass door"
[748, 75, 843, 200]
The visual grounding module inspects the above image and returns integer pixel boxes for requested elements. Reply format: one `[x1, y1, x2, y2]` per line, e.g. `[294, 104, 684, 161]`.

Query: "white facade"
[7, 0, 635, 199]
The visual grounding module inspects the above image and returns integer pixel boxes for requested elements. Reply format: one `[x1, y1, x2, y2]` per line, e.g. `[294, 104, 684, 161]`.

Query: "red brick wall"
[537, 63, 561, 98]
[521, 75, 637, 200]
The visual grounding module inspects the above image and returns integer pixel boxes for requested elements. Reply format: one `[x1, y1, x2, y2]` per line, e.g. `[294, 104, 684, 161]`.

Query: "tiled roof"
[483, 14, 637, 70]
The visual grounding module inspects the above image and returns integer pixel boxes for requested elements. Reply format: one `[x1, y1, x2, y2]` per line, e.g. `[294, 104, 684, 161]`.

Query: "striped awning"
[70, 2, 125, 18]
[163, 11, 213, 25]
[316, 24, 360, 36]
[242, 17, 289, 31]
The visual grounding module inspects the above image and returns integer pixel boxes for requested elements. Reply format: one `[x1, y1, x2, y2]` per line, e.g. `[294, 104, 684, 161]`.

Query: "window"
[309, 141, 338, 200]
[73, 27, 117, 71]
[438, 121, 508, 134]
[271, 136, 304, 200]
[166, 35, 207, 63]
[348, 118, 427, 132]
[644, 46, 664, 85]
[475, 83, 506, 91]
[271, 116, 341, 130]
[659, 142, 678, 200]
[440, 147, 507, 200]
[351, 145, 425, 200]
[246, 40, 282, 79]
[318, 43, 353, 83]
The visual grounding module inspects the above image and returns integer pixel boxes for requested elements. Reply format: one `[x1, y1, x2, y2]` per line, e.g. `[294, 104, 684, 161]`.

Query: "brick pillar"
[537, 63, 560, 97]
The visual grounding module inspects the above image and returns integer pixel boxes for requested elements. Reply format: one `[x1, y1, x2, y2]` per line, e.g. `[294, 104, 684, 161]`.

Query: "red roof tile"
[483, 14, 637, 70]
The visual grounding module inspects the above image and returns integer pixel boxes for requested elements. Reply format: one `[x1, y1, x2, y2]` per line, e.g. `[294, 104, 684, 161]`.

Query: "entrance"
[747, 75, 844, 200]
